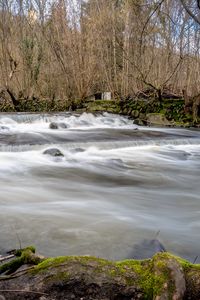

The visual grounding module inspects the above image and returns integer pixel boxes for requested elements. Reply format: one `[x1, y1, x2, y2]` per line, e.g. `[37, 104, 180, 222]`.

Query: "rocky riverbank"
[0, 246, 200, 300]
[80, 98, 197, 128]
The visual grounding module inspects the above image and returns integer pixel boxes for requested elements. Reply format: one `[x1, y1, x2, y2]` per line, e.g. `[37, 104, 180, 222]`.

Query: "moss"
[89, 100, 117, 106]
[122, 97, 191, 126]
[31, 255, 130, 289]
[117, 253, 188, 299]
[84, 100, 121, 114]
[162, 253, 200, 272]
[117, 259, 154, 299]
[2, 249, 200, 299]
[153, 252, 193, 270]
[0, 257, 23, 275]
[15, 246, 36, 257]
[0, 246, 40, 275]
[153, 256, 175, 298]
[32, 256, 112, 274]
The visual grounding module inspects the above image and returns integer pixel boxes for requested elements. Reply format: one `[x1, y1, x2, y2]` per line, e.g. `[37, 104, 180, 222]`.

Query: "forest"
[0, 0, 199, 104]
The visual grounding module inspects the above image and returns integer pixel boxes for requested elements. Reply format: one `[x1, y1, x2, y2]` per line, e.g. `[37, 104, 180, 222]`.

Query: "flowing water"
[0, 112, 200, 262]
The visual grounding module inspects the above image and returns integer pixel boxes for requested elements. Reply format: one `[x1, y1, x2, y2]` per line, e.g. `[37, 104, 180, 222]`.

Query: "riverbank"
[80, 98, 197, 128]
[0, 97, 198, 128]
[0, 246, 199, 300]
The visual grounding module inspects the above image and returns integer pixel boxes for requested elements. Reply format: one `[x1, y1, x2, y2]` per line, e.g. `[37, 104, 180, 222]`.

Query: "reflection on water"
[0, 112, 200, 261]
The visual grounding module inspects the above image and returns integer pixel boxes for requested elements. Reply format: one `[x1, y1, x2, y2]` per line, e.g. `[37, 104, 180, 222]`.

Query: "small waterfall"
[0, 112, 132, 128]
[0, 137, 199, 153]
[0, 112, 72, 124]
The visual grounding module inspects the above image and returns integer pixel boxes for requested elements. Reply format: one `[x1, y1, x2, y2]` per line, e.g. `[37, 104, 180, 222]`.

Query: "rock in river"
[0, 125, 9, 131]
[49, 122, 68, 129]
[70, 148, 85, 153]
[43, 148, 64, 157]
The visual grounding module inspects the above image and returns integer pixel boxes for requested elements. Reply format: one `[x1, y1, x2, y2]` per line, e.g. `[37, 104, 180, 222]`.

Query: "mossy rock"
[0, 246, 42, 275]
[2, 251, 200, 299]
[84, 100, 121, 114]
[131, 110, 140, 118]
[146, 113, 173, 126]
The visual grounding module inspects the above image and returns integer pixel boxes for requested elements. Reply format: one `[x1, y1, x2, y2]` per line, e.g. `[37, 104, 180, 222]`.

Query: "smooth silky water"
[0, 112, 200, 261]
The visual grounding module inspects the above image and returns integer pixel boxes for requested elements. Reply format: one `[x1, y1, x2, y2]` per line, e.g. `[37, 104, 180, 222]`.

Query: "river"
[0, 112, 200, 262]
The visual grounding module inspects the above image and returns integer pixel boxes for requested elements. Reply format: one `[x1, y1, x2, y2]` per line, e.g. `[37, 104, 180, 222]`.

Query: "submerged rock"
[107, 158, 125, 169]
[131, 238, 166, 259]
[49, 122, 58, 129]
[147, 113, 172, 126]
[70, 148, 85, 153]
[79, 120, 90, 126]
[160, 149, 191, 161]
[43, 148, 64, 157]
[0, 125, 9, 131]
[58, 122, 69, 129]
[134, 118, 147, 126]
[49, 122, 68, 129]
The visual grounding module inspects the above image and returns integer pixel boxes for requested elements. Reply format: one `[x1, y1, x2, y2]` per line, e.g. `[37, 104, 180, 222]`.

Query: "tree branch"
[180, 0, 200, 25]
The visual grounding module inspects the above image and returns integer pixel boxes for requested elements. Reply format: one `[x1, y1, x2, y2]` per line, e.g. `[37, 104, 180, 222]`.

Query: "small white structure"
[102, 92, 112, 100]
[86, 92, 112, 101]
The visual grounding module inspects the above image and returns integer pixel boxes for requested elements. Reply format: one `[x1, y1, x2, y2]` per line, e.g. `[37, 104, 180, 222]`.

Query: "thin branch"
[180, 0, 200, 25]
[162, 56, 183, 87]
[0, 255, 14, 263]
[193, 255, 199, 264]
[139, 0, 165, 55]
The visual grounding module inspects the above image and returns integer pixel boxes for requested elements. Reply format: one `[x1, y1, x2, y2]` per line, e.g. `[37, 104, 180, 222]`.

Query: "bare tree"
[180, 0, 200, 25]
[0, 0, 199, 107]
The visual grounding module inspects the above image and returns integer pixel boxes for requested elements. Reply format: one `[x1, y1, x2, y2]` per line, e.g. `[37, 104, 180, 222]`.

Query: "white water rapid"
[0, 112, 200, 261]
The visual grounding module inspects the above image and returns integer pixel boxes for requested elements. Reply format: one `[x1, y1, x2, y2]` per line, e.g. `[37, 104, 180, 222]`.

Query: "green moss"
[0, 257, 23, 275]
[153, 256, 174, 298]
[0, 246, 40, 275]
[161, 253, 200, 272]
[1, 250, 196, 299]
[89, 100, 117, 106]
[117, 259, 154, 299]
[153, 252, 193, 270]
[84, 100, 120, 114]
[31, 256, 70, 272]
[33, 252, 183, 299]
[32, 255, 112, 274]
[122, 97, 192, 126]
[117, 253, 188, 299]
[15, 246, 36, 257]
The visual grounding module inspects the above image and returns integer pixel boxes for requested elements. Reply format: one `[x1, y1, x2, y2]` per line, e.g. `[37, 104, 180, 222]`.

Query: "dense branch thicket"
[0, 0, 199, 102]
